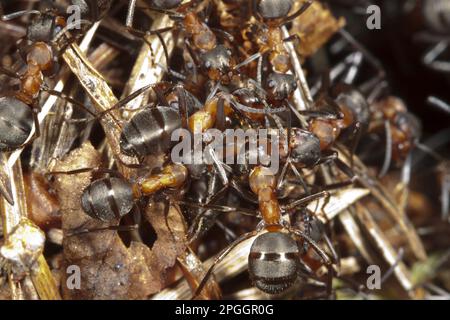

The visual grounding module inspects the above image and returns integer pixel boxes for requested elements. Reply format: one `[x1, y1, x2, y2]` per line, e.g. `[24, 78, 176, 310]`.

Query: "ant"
[191, 165, 336, 297]
[370, 95, 422, 177]
[49, 163, 188, 235]
[0, 7, 98, 161]
[125, 0, 237, 85]
[236, 1, 313, 97]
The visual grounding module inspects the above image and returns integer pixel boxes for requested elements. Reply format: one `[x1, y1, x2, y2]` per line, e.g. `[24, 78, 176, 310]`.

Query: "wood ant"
[191, 165, 336, 297]
[236, 0, 313, 96]
[0, 7, 98, 154]
[370, 95, 422, 176]
[125, 0, 237, 84]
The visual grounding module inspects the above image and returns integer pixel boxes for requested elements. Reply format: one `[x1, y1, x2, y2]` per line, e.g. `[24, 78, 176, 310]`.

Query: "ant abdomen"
[119, 106, 182, 158]
[81, 177, 135, 222]
[0, 97, 34, 151]
[256, 0, 293, 20]
[248, 232, 300, 294]
[149, 0, 184, 9]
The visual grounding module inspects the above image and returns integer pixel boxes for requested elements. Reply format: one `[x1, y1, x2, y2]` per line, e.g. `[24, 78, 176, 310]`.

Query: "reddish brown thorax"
[308, 102, 355, 151]
[249, 166, 282, 230]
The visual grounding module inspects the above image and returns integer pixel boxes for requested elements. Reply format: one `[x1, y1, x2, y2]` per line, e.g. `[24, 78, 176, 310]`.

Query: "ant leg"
[427, 96, 450, 115]
[343, 51, 363, 85]
[230, 179, 258, 204]
[127, 25, 174, 38]
[47, 167, 124, 178]
[175, 85, 189, 129]
[0, 66, 20, 79]
[44, 88, 97, 117]
[256, 54, 263, 86]
[192, 229, 259, 299]
[322, 233, 340, 266]
[153, 86, 169, 106]
[442, 171, 450, 221]
[209, 27, 234, 43]
[65, 224, 138, 237]
[348, 122, 362, 169]
[423, 41, 450, 72]
[289, 161, 310, 194]
[1, 9, 41, 21]
[277, 161, 290, 190]
[333, 157, 358, 185]
[283, 33, 301, 44]
[290, 227, 334, 297]
[284, 191, 330, 211]
[320, 180, 353, 192]
[216, 97, 226, 131]
[16, 108, 41, 150]
[234, 52, 262, 70]
[215, 220, 237, 243]
[97, 82, 171, 118]
[297, 110, 342, 120]
[338, 29, 386, 78]
[185, 203, 255, 243]
[181, 201, 257, 217]
[379, 120, 392, 178]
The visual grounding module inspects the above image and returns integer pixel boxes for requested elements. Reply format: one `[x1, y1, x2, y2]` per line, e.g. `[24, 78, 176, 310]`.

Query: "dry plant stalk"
[0, 157, 60, 300]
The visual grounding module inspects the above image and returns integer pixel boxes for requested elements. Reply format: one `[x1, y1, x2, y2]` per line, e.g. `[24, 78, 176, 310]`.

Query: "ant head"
[234, 87, 263, 107]
[201, 45, 233, 81]
[148, 0, 184, 9]
[265, 73, 297, 101]
[395, 111, 422, 142]
[81, 177, 135, 222]
[289, 128, 321, 168]
[254, 0, 293, 20]
[248, 231, 300, 294]
[335, 87, 370, 133]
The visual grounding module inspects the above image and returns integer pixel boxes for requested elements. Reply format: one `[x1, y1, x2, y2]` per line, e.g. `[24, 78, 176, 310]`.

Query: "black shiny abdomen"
[119, 106, 182, 158]
[248, 232, 300, 294]
[81, 177, 134, 222]
[0, 97, 34, 151]
[148, 0, 183, 9]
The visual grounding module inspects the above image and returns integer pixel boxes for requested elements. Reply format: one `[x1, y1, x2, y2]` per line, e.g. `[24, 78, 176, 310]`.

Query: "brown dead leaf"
[144, 200, 187, 290]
